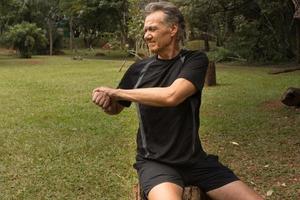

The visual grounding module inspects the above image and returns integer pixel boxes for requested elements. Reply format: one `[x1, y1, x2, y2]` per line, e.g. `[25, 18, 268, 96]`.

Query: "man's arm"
[93, 78, 197, 107]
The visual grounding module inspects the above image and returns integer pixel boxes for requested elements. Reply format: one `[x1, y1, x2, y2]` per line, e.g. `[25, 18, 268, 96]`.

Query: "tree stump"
[205, 61, 217, 86]
[281, 87, 300, 107]
[133, 185, 211, 200]
[182, 186, 212, 200]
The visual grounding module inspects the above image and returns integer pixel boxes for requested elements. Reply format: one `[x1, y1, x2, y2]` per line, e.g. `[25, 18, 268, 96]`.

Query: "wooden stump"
[281, 87, 300, 107]
[182, 186, 212, 200]
[205, 61, 217, 86]
[133, 185, 211, 200]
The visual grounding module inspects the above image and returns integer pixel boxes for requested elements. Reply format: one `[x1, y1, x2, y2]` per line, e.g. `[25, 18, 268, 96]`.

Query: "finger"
[92, 89, 97, 97]
[92, 92, 99, 102]
[95, 93, 105, 105]
[93, 88, 100, 94]
[98, 94, 107, 106]
[102, 96, 111, 109]
[93, 91, 103, 103]
[92, 88, 104, 97]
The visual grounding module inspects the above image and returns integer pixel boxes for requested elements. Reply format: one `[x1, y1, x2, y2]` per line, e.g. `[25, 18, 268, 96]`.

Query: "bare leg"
[207, 180, 264, 200]
[148, 182, 183, 200]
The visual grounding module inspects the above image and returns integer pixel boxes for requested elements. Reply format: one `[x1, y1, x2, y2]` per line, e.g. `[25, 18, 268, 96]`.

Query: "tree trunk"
[133, 185, 211, 200]
[47, 19, 53, 56]
[205, 61, 217, 86]
[204, 33, 210, 52]
[296, 20, 300, 64]
[69, 16, 73, 50]
[120, 7, 128, 48]
[269, 67, 300, 74]
[281, 87, 300, 107]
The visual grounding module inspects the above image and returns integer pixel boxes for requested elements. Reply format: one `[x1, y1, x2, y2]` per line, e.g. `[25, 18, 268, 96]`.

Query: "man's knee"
[148, 182, 183, 200]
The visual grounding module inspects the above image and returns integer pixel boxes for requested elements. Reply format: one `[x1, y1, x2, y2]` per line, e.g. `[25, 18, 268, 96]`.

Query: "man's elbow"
[164, 92, 183, 107]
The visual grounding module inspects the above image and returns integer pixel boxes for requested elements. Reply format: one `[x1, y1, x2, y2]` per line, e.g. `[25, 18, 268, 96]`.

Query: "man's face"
[143, 11, 177, 54]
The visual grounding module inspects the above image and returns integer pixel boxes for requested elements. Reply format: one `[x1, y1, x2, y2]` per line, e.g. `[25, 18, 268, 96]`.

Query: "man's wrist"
[110, 88, 122, 100]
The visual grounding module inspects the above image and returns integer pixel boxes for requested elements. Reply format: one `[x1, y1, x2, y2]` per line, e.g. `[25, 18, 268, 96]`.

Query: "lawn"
[0, 54, 299, 199]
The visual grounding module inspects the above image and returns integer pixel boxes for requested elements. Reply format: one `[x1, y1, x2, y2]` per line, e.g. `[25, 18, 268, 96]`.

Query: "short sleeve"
[178, 51, 209, 91]
[117, 62, 140, 107]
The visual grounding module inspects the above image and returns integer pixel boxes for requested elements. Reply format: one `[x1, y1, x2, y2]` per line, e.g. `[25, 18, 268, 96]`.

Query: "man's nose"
[144, 32, 152, 41]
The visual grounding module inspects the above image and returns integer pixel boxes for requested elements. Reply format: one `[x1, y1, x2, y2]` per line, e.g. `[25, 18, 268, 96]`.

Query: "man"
[92, 2, 263, 200]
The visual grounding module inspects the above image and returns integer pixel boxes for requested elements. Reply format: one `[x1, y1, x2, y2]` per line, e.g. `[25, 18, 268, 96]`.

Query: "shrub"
[3, 22, 47, 58]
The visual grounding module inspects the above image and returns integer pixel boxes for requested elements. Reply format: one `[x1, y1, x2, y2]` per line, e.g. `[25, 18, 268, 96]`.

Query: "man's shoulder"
[124, 56, 154, 74]
[181, 49, 208, 60]
[134, 56, 156, 65]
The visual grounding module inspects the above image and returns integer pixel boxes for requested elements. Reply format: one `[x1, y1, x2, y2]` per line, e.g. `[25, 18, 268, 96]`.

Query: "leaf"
[230, 141, 239, 146]
[266, 189, 274, 196]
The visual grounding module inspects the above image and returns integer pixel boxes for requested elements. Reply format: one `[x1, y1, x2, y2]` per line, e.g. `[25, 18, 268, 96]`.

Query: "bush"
[2, 22, 47, 58]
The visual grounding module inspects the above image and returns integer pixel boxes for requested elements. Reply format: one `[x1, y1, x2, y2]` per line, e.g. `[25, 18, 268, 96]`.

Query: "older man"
[92, 2, 263, 200]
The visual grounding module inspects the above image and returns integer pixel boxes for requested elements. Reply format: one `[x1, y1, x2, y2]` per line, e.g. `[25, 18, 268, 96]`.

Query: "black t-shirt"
[118, 49, 209, 165]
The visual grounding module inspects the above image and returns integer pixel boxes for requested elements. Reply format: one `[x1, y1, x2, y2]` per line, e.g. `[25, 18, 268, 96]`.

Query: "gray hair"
[144, 1, 186, 44]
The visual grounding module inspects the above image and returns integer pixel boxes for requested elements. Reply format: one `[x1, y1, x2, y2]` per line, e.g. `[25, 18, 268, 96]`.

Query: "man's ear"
[170, 24, 178, 37]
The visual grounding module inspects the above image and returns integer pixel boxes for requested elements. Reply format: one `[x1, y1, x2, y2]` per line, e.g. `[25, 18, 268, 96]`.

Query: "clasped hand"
[92, 87, 116, 110]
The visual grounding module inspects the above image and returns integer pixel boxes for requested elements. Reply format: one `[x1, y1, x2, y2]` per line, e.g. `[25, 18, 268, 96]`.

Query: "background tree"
[7, 0, 62, 55]
[75, 0, 125, 48]
[59, 0, 84, 50]
[173, 0, 296, 62]
[127, 0, 145, 54]
[0, 0, 21, 35]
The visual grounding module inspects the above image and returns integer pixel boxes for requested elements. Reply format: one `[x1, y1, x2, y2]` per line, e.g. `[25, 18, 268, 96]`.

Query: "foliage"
[0, 0, 298, 62]
[0, 0, 21, 35]
[226, 1, 295, 63]
[173, 0, 296, 63]
[74, 0, 127, 48]
[3, 22, 47, 58]
[127, 0, 145, 49]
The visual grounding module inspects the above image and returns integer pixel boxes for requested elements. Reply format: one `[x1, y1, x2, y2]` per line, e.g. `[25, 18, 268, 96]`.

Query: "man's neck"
[157, 44, 181, 60]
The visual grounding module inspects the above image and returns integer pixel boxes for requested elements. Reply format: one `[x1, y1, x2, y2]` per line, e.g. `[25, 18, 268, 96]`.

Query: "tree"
[59, 0, 84, 50]
[44, 0, 61, 56]
[227, 0, 295, 62]
[127, 0, 145, 53]
[173, 0, 296, 62]
[0, 0, 22, 35]
[3, 22, 47, 58]
[75, 0, 125, 48]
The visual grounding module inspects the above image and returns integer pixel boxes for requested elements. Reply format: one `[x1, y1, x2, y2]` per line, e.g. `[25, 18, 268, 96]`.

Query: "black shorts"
[133, 155, 239, 199]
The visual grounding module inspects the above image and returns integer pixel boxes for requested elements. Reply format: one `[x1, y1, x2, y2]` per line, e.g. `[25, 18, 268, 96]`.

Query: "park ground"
[0, 49, 299, 199]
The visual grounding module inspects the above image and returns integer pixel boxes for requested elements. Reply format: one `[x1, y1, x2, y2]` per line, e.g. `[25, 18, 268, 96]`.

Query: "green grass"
[0, 54, 299, 199]
[62, 48, 129, 60]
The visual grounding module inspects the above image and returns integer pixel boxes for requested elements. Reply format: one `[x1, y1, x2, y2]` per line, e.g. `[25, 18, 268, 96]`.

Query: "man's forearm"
[94, 78, 196, 107]
[111, 87, 178, 107]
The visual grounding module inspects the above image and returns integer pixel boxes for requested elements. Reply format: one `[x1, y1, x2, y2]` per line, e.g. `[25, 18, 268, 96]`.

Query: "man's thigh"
[206, 180, 264, 200]
[183, 155, 239, 192]
[134, 159, 184, 200]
